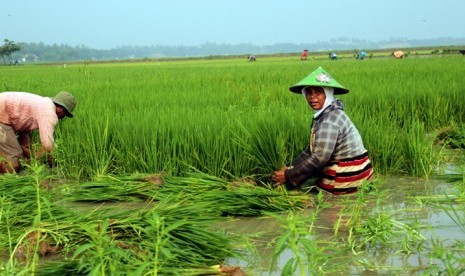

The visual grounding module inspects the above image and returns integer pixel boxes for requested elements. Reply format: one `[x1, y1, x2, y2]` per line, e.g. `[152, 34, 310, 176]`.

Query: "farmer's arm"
[34, 116, 58, 161]
[284, 122, 338, 188]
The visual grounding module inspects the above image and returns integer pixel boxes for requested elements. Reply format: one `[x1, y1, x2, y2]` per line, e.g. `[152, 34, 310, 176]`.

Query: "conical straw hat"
[289, 66, 349, 95]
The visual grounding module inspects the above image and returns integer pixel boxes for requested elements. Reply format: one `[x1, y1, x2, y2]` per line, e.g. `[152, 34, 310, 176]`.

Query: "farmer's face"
[304, 86, 326, 110]
[55, 105, 67, 119]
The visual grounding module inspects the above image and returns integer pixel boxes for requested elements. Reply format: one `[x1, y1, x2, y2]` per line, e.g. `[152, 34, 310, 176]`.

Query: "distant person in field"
[329, 52, 337, 60]
[247, 55, 257, 61]
[392, 51, 404, 59]
[0, 91, 76, 173]
[301, 49, 309, 61]
[272, 67, 373, 195]
[357, 51, 367, 60]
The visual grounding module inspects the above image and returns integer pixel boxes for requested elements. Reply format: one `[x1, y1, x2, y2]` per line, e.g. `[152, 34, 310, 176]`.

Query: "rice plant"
[2, 56, 464, 179]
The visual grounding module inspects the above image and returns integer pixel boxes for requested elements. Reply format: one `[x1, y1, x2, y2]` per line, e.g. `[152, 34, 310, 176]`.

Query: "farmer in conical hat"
[272, 67, 373, 194]
[0, 91, 76, 173]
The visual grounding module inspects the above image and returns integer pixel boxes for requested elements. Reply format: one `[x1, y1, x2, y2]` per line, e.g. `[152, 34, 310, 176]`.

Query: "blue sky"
[1, 0, 464, 49]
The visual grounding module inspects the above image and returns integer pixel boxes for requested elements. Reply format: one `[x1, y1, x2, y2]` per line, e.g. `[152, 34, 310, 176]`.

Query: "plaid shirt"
[285, 99, 368, 187]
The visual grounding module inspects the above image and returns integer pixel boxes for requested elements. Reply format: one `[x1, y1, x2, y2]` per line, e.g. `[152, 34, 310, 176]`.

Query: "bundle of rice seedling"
[39, 197, 241, 275]
[155, 172, 310, 216]
[0, 174, 77, 228]
[0, 174, 38, 201]
[61, 175, 163, 202]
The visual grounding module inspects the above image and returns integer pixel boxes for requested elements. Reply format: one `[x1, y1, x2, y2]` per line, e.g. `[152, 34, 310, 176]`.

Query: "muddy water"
[219, 175, 465, 275]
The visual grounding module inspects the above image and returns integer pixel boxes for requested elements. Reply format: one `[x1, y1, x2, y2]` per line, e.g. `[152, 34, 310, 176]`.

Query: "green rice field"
[0, 54, 464, 275]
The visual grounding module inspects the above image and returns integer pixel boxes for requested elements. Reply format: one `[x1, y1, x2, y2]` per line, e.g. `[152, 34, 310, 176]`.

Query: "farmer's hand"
[46, 155, 55, 168]
[272, 166, 288, 187]
[34, 148, 47, 159]
[21, 146, 32, 160]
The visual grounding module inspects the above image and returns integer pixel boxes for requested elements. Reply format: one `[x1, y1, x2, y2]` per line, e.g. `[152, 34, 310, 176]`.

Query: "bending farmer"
[0, 91, 76, 173]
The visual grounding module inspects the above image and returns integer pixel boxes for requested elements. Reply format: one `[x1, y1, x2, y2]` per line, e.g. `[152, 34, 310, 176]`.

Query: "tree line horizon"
[1, 36, 465, 64]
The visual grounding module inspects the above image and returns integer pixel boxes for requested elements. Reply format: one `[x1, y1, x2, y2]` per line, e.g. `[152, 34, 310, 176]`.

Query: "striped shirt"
[0, 92, 58, 152]
[285, 99, 373, 190]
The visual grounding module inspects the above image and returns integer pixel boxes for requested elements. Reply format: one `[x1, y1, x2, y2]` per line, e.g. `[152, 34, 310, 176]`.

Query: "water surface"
[220, 175, 465, 275]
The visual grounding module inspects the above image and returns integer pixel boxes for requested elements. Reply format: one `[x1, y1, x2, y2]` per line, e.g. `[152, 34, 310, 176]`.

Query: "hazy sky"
[1, 0, 464, 49]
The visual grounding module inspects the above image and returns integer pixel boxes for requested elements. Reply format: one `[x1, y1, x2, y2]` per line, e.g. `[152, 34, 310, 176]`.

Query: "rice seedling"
[422, 237, 465, 275]
[233, 120, 291, 179]
[267, 192, 343, 275]
[346, 190, 426, 256]
[401, 120, 440, 177]
[61, 178, 158, 202]
[413, 172, 465, 204]
[416, 176, 465, 275]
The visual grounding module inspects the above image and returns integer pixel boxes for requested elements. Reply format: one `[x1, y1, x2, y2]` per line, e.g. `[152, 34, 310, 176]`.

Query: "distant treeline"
[10, 37, 465, 63]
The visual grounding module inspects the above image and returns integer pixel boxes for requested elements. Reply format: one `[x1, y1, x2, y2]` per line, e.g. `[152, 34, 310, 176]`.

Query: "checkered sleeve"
[290, 147, 311, 167]
[285, 119, 340, 188]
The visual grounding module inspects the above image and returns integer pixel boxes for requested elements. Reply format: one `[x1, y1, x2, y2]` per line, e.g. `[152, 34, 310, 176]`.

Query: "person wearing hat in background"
[0, 91, 76, 173]
[272, 67, 373, 194]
